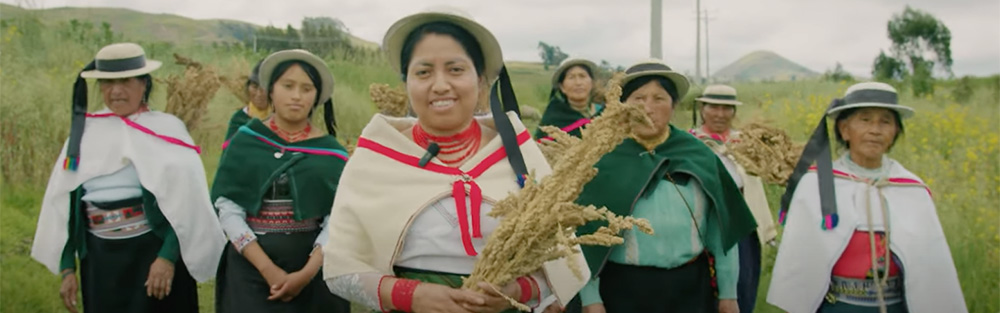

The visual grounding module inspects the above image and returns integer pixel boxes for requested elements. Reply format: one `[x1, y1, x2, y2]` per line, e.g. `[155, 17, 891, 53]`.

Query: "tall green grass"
[2, 17, 997, 313]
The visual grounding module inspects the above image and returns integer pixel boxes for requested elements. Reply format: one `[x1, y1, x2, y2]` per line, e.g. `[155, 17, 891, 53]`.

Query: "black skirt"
[216, 231, 350, 313]
[598, 256, 715, 313]
[79, 231, 198, 313]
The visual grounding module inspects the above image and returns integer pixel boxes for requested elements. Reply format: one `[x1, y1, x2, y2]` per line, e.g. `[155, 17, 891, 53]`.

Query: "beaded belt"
[826, 275, 903, 307]
[245, 199, 319, 233]
[86, 202, 151, 239]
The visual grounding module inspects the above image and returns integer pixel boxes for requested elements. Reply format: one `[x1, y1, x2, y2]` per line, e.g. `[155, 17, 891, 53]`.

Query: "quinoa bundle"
[728, 122, 804, 185]
[219, 57, 251, 105]
[462, 73, 654, 310]
[369, 83, 409, 117]
[160, 54, 222, 132]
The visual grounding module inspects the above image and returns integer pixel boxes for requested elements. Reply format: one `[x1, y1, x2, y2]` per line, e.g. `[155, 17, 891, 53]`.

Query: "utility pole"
[695, 0, 701, 84]
[651, 0, 663, 59]
[704, 10, 713, 83]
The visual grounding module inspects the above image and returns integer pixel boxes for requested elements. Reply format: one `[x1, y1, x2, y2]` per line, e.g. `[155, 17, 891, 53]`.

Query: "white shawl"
[323, 112, 589, 306]
[767, 160, 966, 312]
[31, 110, 226, 282]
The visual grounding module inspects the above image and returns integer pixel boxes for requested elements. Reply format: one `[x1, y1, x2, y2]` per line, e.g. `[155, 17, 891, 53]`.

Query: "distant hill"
[712, 50, 819, 82]
[0, 3, 379, 49]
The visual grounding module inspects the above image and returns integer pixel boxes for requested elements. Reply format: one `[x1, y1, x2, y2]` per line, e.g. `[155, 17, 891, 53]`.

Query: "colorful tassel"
[821, 213, 839, 230]
[779, 210, 788, 226]
[516, 174, 527, 188]
[63, 156, 79, 171]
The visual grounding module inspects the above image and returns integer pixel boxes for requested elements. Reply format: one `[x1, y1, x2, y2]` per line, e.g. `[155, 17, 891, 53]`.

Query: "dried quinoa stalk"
[159, 54, 221, 132]
[728, 122, 804, 185]
[462, 73, 654, 310]
[369, 83, 409, 117]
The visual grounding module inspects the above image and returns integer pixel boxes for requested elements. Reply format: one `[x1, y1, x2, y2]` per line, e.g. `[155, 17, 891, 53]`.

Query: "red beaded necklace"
[269, 118, 312, 143]
[412, 120, 482, 166]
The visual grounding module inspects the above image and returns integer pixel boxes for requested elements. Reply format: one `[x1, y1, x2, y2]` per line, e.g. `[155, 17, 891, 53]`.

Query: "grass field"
[2, 14, 998, 313]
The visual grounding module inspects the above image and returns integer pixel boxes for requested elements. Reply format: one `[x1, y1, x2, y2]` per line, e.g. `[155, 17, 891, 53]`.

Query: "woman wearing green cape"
[535, 58, 602, 141]
[212, 49, 351, 313]
[573, 60, 756, 313]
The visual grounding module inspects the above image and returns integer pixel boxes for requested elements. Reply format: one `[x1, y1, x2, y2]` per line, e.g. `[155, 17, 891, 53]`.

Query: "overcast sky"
[5, 0, 998, 77]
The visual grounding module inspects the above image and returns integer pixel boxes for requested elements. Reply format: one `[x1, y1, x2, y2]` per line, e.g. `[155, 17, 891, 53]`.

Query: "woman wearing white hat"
[574, 60, 755, 313]
[211, 49, 350, 313]
[535, 58, 602, 141]
[768, 82, 967, 313]
[322, 8, 587, 313]
[30, 42, 226, 313]
[689, 84, 776, 313]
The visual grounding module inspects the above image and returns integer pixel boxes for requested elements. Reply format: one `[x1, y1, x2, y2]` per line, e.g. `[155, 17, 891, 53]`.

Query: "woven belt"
[826, 275, 903, 307]
[86, 202, 151, 239]
[245, 199, 319, 233]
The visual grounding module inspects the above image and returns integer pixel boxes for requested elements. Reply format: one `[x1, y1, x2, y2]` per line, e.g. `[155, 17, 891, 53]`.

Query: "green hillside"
[0, 3, 379, 49]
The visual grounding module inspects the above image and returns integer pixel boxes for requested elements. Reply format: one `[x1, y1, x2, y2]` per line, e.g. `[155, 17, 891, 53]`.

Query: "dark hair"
[551, 64, 595, 102]
[557, 64, 593, 85]
[137, 74, 153, 104]
[620, 75, 679, 104]
[833, 107, 905, 150]
[399, 21, 485, 81]
[246, 59, 264, 91]
[267, 60, 323, 117]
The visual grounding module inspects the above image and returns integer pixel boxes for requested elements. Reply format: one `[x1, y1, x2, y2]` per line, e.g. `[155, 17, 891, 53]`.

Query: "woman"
[322, 8, 587, 313]
[768, 82, 967, 313]
[574, 60, 756, 313]
[535, 58, 602, 141]
[31, 42, 226, 313]
[224, 59, 269, 141]
[211, 49, 351, 313]
[689, 84, 777, 313]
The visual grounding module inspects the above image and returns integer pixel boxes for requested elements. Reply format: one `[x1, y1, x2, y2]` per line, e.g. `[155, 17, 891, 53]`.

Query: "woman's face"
[99, 77, 146, 116]
[269, 64, 317, 124]
[627, 80, 674, 139]
[248, 83, 268, 110]
[837, 107, 900, 161]
[559, 66, 593, 105]
[701, 103, 736, 133]
[405, 33, 482, 135]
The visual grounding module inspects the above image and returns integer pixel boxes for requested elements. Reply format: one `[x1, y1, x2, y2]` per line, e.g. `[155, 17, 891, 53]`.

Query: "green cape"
[211, 119, 347, 220]
[575, 125, 756, 277]
[534, 99, 604, 139]
[224, 109, 251, 140]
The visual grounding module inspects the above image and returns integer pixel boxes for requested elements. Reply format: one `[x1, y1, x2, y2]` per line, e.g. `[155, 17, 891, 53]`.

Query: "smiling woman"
[322, 7, 587, 313]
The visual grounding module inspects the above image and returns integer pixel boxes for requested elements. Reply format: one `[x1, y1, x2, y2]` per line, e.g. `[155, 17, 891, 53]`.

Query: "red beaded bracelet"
[526, 276, 541, 307]
[517, 277, 533, 304]
[377, 276, 389, 313]
[391, 278, 420, 312]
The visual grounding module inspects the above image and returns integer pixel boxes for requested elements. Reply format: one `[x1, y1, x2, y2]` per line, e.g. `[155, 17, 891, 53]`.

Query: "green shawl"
[534, 99, 604, 139]
[211, 119, 347, 220]
[575, 125, 756, 277]
[224, 109, 251, 140]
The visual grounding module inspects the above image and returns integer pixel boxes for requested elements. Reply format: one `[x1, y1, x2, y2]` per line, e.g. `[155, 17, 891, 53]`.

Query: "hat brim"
[258, 50, 335, 105]
[383, 12, 503, 84]
[696, 97, 742, 106]
[551, 59, 597, 87]
[826, 102, 915, 119]
[621, 70, 690, 100]
[80, 60, 162, 79]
